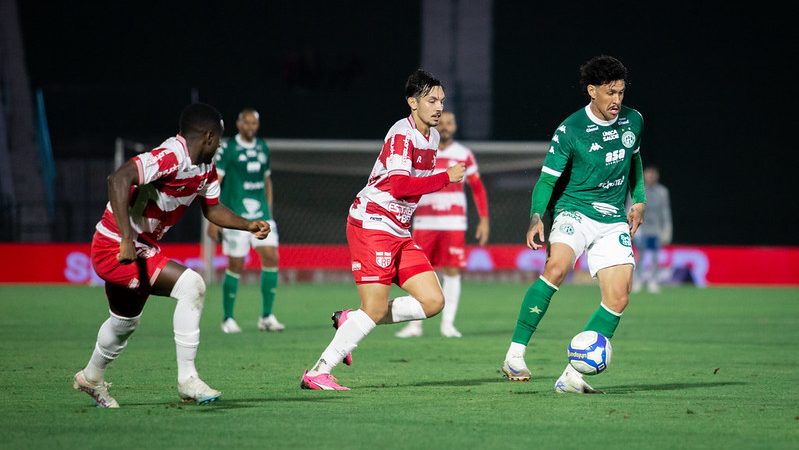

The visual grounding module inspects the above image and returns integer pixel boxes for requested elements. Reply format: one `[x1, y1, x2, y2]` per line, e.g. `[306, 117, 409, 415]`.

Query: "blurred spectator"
[630, 166, 672, 293]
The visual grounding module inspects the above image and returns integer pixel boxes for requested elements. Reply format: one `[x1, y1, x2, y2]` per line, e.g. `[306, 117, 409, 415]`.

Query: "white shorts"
[548, 211, 635, 278]
[221, 220, 279, 258]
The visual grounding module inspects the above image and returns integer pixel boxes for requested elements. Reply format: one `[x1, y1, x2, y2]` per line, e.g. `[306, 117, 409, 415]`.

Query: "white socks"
[171, 269, 206, 383]
[441, 274, 461, 325]
[309, 309, 376, 376]
[390, 296, 427, 323]
[84, 311, 141, 383]
[506, 342, 527, 361]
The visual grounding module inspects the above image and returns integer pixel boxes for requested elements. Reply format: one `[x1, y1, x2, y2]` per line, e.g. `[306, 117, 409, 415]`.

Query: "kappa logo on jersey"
[605, 148, 626, 165]
[589, 142, 603, 152]
[552, 135, 560, 143]
[351, 261, 362, 271]
[375, 251, 392, 268]
[602, 130, 619, 142]
[585, 124, 599, 133]
[238, 154, 247, 161]
[558, 125, 566, 133]
[549, 146, 555, 154]
[621, 131, 636, 148]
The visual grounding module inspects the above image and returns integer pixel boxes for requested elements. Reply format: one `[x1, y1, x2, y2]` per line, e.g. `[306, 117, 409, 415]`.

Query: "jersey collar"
[234, 134, 257, 149]
[584, 104, 619, 127]
[175, 134, 190, 159]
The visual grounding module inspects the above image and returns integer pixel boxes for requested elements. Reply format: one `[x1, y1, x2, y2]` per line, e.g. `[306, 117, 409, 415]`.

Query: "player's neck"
[439, 138, 452, 149]
[410, 112, 430, 137]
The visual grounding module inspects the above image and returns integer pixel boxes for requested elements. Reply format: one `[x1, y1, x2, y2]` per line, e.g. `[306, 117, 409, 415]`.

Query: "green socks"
[583, 303, 622, 339]
[511, 276, 558, 345]
[222, 270, 239, 319]
[260, 267, 278, 317]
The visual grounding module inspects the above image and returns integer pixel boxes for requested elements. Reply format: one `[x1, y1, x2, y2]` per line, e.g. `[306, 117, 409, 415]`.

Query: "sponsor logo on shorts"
[621, 131, 636, 148]
[619, 233, 632, 247]
[559, 223, 575, 235]
[351, 261, 362, 271]
[375, 251, 392, 268]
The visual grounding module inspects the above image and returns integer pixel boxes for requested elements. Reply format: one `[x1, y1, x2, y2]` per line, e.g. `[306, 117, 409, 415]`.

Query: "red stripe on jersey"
[365, 201, 411, 230]
[157, 172, 213, 198]
[141, 202, 190, 227]
[412, 148, 437, 170]
[378, 134, 412, 167]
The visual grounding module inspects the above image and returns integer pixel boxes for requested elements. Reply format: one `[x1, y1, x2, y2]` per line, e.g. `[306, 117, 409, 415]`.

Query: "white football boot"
[178, 376, 221, 404]
[395, 320, 423, 338]
[440, 322, 462, 338]
[554, 364, 601, 394]
[257, 314, 285, 332]
[73, 370, 120, 408]
[501, 355, 532, 381]
[221, 317, 242, 334]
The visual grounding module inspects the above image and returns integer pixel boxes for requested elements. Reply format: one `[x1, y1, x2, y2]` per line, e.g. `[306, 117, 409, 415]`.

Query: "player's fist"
[248, 220, 271, 239]
[447, 162, 466, 183]
[207, 223, 221, 242]
[116, 239, 137, 264]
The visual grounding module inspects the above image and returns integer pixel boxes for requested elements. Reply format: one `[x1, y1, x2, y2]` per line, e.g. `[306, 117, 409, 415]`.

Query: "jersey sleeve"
[541, 124, 572, 178]
[133, 147, 182, 185]
[384, 130, 414, 176]
[464, 149, 479, 177]
[262, 139, 272, 177]
[199, 166, 220, 205]
[214, 141, 229, 177]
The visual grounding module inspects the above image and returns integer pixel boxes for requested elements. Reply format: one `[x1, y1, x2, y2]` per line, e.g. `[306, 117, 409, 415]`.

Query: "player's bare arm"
[447, 162, 466, 183]
[202, 202, 270, 239]
[206, 173, 224, 242]
[627, 202, 646, 237]
[476, 217, 490, 246]
[265, 174, 273, 216]
[526, 213, 545, 250]
[107, 160, 140, 264]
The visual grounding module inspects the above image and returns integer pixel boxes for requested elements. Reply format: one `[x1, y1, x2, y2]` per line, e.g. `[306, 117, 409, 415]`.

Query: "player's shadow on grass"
[361, 377, 501, 389]
[601, 381, 747, 394]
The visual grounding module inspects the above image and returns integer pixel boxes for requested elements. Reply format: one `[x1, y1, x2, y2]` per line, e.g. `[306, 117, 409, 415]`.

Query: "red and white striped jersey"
[348, 115, 440, 237]
[95, 135, 220, 250]
[412, 142, 482, 231]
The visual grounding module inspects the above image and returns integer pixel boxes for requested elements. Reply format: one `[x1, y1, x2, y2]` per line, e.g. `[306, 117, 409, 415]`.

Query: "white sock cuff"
[261, 267, 278, 272]
[174, 329, 200, 348]
[225, 269, 241, 279]
[108, 310, 141, 331]
[539, 276, 559, 291]
[600, 302, 623, 317]
[442, 273, 461, 283]
[391, 296, 427, 322]
[349, 309, 377, 334]
[508, 342, 527, 357]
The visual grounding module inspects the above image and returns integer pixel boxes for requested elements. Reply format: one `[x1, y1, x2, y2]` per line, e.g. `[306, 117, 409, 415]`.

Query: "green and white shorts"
[222, 220, 278, 258]
[548, 211, 634, 277]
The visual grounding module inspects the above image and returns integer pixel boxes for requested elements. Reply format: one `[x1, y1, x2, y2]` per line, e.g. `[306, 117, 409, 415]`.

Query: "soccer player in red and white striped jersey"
[395, 111, 490, 338]
[73, 103, 270, 408]
[301, 70, 466, 390]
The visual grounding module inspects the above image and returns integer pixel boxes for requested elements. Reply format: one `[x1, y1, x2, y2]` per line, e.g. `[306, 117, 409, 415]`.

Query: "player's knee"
[420, 290, 445, 317]
[227, 258, 245, 273]
[171, 269, 206, 308]
[363, 303, 389, 322]
[605, 293, 629, 313]
[543, 263, 569, 286]
[109, 311, 141, 340]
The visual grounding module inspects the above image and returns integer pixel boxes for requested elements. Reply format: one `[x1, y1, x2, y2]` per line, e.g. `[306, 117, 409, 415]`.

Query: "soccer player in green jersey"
[207, 108, 285, 333]
[501, 55, 647, 393]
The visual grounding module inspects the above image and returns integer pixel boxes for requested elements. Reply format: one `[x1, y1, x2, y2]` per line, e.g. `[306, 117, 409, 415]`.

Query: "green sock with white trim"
[222, 270, 239, 320]
[583, 303, 622, 339]
[260, 267, 278, 317]
[510, 276, 558, 345]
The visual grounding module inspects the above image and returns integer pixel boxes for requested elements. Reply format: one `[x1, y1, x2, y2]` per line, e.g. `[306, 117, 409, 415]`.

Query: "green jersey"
[541, 105, 644, 224]
[215, 134, 272, 221]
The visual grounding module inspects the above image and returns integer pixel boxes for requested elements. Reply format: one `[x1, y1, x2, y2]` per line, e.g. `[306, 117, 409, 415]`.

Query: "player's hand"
[447, 162, 466, 183]
[207, 223, 221, 242]
[116, 238, 137, 264]
[248, 220, 271, 240]
[627, 202, 646, 237]
[475, 217, 490, 246]
[526, 214, 545, 250]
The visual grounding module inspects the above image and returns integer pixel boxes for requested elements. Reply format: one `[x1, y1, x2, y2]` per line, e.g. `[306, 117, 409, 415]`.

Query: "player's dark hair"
[179, 103, 224, 136]
[579, 55, 628, 93]
[405, 69, 443, 99]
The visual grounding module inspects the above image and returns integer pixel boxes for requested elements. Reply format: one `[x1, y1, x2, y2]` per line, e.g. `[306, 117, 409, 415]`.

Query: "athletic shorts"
[221, 220, 278, 258]
[347, 223, 433, 286]
[412, 229, 466, 268]
[548, 211, 635, 278]
[91, 231, 169, 301]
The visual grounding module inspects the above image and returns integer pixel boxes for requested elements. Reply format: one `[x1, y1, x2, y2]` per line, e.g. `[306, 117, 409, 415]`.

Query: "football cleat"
[501, 356, 532, 382]
[554, 365, 602, 394]
[440, 322, 462, 338]
[73, 370, 119, 408]
[300, 370, 350, 391]
[331, 309, 353, 365]
[178, 376, 222, 404]
[221, 317, 242, 334]
[395, 321, 423, 338]
[258, 314, 285, 332]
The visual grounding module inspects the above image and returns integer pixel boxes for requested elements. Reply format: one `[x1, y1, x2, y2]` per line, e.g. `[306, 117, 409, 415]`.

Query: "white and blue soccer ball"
[567, 331, 612, 375]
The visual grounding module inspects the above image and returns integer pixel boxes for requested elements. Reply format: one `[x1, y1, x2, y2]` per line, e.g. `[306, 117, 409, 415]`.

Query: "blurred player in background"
[73, 103, 270, 407]
[300, 69, 466, 390]
[395, 111, 489, 338]
[501, 55, 646, 394]
[207, 108, 285, 333]
[629, 166, 671, 293]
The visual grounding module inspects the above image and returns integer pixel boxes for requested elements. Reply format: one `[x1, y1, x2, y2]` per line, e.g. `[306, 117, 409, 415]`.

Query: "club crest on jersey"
[621, 131, 636, 148]
[619, 233, 632, 247]
[559, 223, 575, 235]
[351, 261, 362, 271]
[375, 251, 392, 268]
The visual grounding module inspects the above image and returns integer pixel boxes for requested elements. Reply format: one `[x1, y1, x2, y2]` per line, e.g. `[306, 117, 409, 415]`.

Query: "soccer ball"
[567, 331, 612, 375]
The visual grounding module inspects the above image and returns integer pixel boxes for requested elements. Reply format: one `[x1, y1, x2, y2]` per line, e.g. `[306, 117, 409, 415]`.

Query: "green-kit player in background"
[501, 55, 647, 393]
[208, 108, 285, 333]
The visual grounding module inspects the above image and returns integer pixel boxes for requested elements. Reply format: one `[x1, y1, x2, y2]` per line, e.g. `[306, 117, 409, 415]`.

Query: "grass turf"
[0, 282, 797, 449]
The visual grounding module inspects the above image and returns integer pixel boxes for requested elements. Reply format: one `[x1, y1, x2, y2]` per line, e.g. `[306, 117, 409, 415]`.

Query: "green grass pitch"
[0, 282, 797, 449]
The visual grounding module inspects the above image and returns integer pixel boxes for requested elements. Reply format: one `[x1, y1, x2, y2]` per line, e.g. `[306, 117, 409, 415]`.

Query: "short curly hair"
[579, 55, 628, 95]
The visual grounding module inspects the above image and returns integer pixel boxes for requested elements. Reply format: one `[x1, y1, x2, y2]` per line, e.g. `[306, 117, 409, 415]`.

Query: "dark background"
[17, 0, 799, 245]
